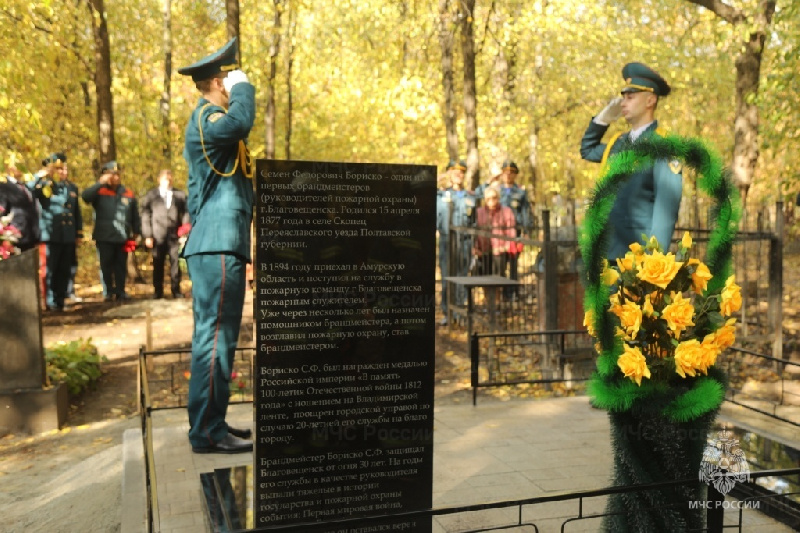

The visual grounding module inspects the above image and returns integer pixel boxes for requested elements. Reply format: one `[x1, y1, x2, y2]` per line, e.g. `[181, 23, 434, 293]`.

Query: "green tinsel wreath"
[579, 134, 741, 422]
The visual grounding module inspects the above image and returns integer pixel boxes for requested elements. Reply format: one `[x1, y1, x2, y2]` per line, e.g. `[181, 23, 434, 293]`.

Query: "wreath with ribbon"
[579, 134, 741, 422]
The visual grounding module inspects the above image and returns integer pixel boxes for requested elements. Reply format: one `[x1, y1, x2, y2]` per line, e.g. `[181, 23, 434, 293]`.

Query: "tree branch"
[0, 8, 93, 73]
[683, 0, 746, 25]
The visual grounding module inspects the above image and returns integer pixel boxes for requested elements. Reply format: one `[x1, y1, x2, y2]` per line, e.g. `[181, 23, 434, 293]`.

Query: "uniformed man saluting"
[178, 37, 254, 454]
[30, 153, 83, 311]
[580, 62, 682, 261]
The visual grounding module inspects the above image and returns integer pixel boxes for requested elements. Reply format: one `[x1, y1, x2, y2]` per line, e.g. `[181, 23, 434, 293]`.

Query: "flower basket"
[579, 135, 741, 531]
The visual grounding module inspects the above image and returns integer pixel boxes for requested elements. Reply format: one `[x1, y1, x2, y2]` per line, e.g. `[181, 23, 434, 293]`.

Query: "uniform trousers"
[186, 253, 246, 448]
[45, 242, 75, 309]
[96, 241, 128, 298]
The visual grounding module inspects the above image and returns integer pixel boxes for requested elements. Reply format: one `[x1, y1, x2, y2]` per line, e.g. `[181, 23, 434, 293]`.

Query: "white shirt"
[160, 187, 172, 209]
[629, 121, 654, 142]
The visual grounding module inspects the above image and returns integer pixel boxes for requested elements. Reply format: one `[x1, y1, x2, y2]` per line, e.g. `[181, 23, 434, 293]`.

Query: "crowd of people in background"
[436, 157, 534, 325]
[0, 153, 189, 311]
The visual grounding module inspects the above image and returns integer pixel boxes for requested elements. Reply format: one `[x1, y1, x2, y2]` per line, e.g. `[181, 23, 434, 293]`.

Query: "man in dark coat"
[140, 169, 190, 299]
[580, 62, 682, 261]
[81, 161, 141, 301]
[178, 37, 254, 454]
[29, 153, 83, 311]
[0, 164, 40, 251]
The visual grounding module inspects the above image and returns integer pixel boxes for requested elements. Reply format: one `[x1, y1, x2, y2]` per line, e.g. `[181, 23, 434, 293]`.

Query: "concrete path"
[123, 397, 796, 532]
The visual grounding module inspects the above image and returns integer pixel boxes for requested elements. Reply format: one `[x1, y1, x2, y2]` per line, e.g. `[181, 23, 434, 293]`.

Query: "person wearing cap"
[140, 169, 190, 299]
[580, 62, 683, 261]
[436, 158, 476, 325]
[496, 160, 532, 296]
[81, 160, 141, 302]
[29, 153, 83, 311]
[178, 37, 254, 454]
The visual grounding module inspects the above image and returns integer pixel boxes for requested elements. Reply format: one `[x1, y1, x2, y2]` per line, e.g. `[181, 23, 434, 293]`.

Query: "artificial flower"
[637, 250, 683, 289]
[681, 231, 692, 249]
[612, 300, 643, 339]
[617, 252, 636, 273]
[690, 261, 713, 295]
[617, 344, 651, 386]
[584, 309, 596, 337]
[674, 339, 704, 378]
[720, 275, 742, 316]
[602, 261, 620, 286]
[710, 318, 737, 351]
[661, 292, 695, 338]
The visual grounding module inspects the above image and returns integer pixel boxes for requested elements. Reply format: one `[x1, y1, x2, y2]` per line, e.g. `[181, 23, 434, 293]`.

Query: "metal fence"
[238, 469, 800, 532]
[444, 202, 786, 360]
[138, 344, 800, 532]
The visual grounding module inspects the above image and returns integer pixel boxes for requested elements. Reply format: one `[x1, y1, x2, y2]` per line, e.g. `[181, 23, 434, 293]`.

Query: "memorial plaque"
[254, 160, 436, 531]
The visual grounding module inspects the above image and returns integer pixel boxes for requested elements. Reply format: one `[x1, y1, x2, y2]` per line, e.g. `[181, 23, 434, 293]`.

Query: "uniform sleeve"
[30, 175, 52, 201]
[579, 120, 610, 163]
[649, 160, 683, 252]
[73, 185, 83, 237]
[199, 83, 256, 145]
[81, 182, 103, 203]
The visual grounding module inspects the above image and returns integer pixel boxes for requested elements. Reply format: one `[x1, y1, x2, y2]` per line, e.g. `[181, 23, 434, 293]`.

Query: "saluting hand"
[595, 97, 623, 125]
[223, 70, 249, 92]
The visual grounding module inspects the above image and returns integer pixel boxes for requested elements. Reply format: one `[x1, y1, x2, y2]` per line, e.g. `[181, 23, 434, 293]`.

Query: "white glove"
[223, 70, 249, 92]
[594, 97, 623, 125]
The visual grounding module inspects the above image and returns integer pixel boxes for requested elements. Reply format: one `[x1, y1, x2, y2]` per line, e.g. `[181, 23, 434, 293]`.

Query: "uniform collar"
[629, 120, 658, 142]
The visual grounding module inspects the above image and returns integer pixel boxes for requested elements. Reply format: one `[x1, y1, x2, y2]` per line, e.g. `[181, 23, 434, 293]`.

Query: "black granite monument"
[253, 160, 436, 531]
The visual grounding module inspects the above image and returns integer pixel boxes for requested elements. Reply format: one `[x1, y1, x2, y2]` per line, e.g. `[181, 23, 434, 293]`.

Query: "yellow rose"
[681, 231, 692, 249]
[637, 250, 683, 289]
[617, 344, 651, 386]
[661, 291, 695, 338]
[690, 262, 713, 295]
[720, 275, 742, 316]
[674, 339, 704, 378]
[584, 309, 596, 337]
[612, 300, 643, 339]
[629, 242, 644, 255]
[699, 336, 721, 373]
[710, 318, 737, 350]
[617, 252, 636, 273]
[602, 264, 620, 286]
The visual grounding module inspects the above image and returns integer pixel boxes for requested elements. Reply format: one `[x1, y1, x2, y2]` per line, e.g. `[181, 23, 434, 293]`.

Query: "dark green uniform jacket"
[182, 83, 256, 260]
[580, 120, 682, 261]
[81, 183, 141, 242]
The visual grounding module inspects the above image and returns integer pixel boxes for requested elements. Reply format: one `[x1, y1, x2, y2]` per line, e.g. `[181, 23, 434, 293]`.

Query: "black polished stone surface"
[253, 160, 436, 531]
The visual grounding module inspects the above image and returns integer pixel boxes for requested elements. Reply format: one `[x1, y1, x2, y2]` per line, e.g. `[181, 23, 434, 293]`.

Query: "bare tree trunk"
[160, 0, 172, 163]
[492, 5, 518, 168]
[685, 0, 776, 206]
[86, 0, 116, 164]
[526, 0, 548, 206]
[285, 4, 296, 160]
[226, 0, 241, 61]
[438, 0, 459, 163]
[265, 0, 284, 159]
[460, 0, 479, 190]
